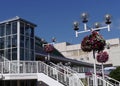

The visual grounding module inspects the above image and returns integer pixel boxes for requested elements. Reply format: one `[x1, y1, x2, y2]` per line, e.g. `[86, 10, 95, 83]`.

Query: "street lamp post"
[43, 38, 56, 64]
[73, 13, 112, 86]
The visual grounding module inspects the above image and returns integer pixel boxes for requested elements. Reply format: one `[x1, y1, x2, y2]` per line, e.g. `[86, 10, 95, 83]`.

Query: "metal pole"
[47, 53, 50, 64]
[102, 63, 104, 80]
[101, 63, 106, 86]
[93, 50, 97, 86]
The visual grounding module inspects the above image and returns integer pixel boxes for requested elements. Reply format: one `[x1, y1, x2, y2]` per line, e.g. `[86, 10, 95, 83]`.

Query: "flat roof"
[0, 16, 37, 27]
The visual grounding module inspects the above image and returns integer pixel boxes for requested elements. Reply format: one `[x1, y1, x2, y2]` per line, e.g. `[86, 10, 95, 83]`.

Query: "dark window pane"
[6, 49, 11, 60]
[25, 49, 29, 60]
[20, 48, 24, 60]
[30, 27, 34, 37]
[30, 38, 34, 50]
[6, 36, 11, 48]
[0, 37, 4, 49]
[25, 24, 30, 36]
[12, 35, 17, 47]
[12, 22, 17, 34]
[12, 48, 17, 60]
[6, 24, 11, 35]
[20, 22, 24, 35]
[20, 35, 24, 48]
[30, 51, 34, 60]
[0, 50, 4, 57]
[0, 24, 5, 36]
[25, 37, 29, 48]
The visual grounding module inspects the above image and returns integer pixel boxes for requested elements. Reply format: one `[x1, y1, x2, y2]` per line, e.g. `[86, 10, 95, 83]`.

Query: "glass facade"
[20, 22, 35, 60]
[0, 19, 35, 61]
[0, 22, 17, 60]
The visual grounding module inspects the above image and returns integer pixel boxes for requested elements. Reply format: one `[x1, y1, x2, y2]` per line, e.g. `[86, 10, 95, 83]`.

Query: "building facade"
[0, 17, 96, 86]
[0, 16, 36, 61]
[54, 38, 120, 67]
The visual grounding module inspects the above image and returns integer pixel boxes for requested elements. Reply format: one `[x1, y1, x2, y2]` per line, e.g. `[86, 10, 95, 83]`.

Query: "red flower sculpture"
[81, 31, 106, 52]
[81, 35, 92, 52]
[97, 51, 109, 63]
[44, 44, 54, 53]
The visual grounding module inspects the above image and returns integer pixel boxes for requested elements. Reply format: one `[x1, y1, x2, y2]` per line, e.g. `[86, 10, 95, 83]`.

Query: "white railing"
[0, 61, 84, 86]
[50, 62, 84, 86]
[96, 75, 114, 86]
[0, 55, 18, 73]
[105, 75, 120, 86]
[86, 74, 114, 86]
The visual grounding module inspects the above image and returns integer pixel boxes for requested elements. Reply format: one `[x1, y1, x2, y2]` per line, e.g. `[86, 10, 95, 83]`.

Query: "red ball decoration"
[44, 44, 54, 53]
[89, 31, 106, 51]
[81, 31, 106, 52]
[81, 35, 92, 52]
[97, 51, 109, 63]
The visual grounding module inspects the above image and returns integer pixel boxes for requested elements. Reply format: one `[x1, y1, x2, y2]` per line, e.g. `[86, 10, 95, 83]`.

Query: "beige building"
[54, 38, 120, 67]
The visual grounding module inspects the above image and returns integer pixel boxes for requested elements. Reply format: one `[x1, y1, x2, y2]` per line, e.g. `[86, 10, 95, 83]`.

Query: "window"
[0, 37, 4, 49]
[0, 50, 4, 56]
[12, 22, 17, 34]
[30, 50, 34, 60]
[30, 26, 34, 37]
[12, 48, 17, 60]
[12, 35, 17, 47]
[20, 35, 24, 48]
[30, 38, 34, 50]
[25, 37, 29, 48]
[0, 24, 5, 36]
[6, 49, 11, 60]
[25, 49, 29, 60]
[6, 36, 11, 48]
[20, 48, 24, 60]
[20, 22, 24, 35]
[6, 24, 11, 35]
[25, 24, 30, 36]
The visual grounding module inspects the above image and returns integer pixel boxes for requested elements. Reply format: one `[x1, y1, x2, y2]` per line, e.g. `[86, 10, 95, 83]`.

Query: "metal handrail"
[0, 61, 84, 86]
[0, 55, 18, 73]
[50, 62, 84, 86]
[96, 75, 114, 86]
[105, 75, 120, 86]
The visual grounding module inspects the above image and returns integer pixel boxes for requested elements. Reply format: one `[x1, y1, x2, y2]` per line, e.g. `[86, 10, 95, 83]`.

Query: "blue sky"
[0, 0, 120, 44]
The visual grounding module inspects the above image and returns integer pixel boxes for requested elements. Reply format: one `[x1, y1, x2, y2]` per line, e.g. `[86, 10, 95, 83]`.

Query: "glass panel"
[0, 50, 4, 57]
[25, 24, 30, 36]
[30, 26, 34, 37]
[6, 36, 11, 48]
[25, 37, 29, 49]
[30, 50, 34, 60]
[30, 38, 34, 50]
[6, 23, 11, 35]
[20, 22, 24, 35]
[12, 48, 17, 60]
[12, 35, 17, 47]
[20, 48, 24, 60]
[25, 49, 29, 60]
[6, 49, 11, 60]
[20, 35, 24, 48]
[12, 22, 17, 34]
[0, 37, 4, 49]
[0, 24, 5, 36]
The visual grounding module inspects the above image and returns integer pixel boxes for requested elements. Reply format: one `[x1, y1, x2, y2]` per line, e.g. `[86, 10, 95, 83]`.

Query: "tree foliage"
[109, 66, 120, 81]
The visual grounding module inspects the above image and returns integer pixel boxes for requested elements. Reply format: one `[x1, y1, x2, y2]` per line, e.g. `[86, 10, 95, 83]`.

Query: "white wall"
[54, 38, 120, 66]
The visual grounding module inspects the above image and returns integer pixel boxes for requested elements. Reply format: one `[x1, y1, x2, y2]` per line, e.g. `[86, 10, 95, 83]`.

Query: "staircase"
[86, 74, 115, 86]
[0, 60, 84, 86]
[0, 55, 118, 86]
[50, 62, 85, 86]
[105, 75, 120, 86]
